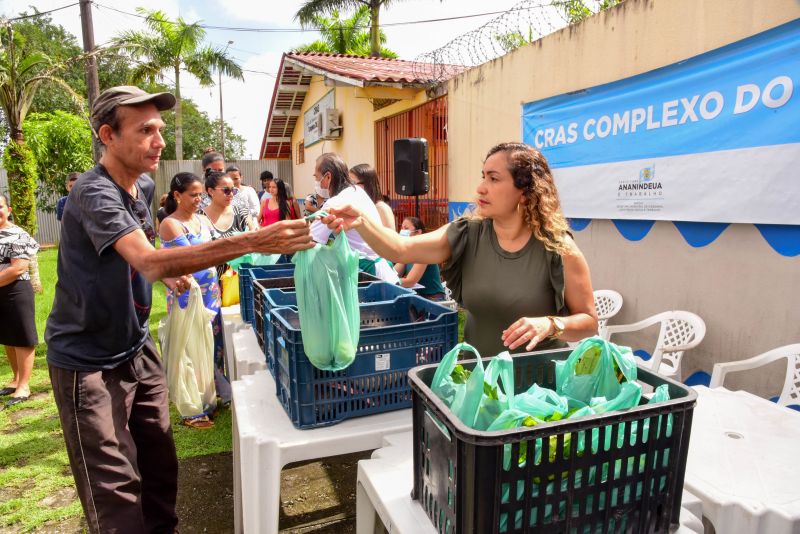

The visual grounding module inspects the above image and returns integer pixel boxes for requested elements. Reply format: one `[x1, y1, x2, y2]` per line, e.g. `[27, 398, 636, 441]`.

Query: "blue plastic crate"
[238, 265, 294, 324]
[252, 272, 384, 370]
[270, 294, 458, 429]
[258, 281, 413, 374]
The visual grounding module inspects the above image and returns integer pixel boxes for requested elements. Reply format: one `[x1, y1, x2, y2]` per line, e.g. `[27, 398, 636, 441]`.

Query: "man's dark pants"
[49, 336, 179, 534]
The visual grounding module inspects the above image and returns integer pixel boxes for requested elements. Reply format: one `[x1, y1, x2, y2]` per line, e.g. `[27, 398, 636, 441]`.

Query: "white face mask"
[314, 180, 330, 199]
[399, 229, 412, 237]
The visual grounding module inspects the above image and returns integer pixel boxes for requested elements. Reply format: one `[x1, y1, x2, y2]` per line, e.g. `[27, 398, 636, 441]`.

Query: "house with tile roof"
[260, 52, 464, 230]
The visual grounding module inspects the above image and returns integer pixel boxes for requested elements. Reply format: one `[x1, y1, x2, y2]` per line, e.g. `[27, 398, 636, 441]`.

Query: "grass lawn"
[0, 247, 232, 532]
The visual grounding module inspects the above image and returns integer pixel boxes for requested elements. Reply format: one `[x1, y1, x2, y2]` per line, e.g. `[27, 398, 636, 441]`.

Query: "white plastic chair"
[709, 343, 800, 408]
[593, 289, 623, 339]
[605, 311, 706, 380]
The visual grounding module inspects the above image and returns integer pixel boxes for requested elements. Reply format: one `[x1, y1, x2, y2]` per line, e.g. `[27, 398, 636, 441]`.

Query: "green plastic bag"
[589, 380, 643, 414]
[430, 342, 486, 428]
[227, 252, 280, 272]
[512, 383, 570, 421]
[555, 336, 638, 404]
[292, 230, 360, 371]
[473, 351, 515, 430]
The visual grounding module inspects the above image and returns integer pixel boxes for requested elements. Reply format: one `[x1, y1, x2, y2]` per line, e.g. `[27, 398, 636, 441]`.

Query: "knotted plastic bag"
[158, 282, 217, 417]
[555, 336, 638, 405]
[292, 230, 360, 371]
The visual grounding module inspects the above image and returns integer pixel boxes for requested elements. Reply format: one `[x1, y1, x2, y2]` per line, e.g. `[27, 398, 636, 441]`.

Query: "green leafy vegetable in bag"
[451, 364, 471, 384]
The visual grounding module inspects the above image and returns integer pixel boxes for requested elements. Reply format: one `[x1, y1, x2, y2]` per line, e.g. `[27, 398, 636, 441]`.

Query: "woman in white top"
[310, 153, 400, 284]
[226, 165, 261, 223]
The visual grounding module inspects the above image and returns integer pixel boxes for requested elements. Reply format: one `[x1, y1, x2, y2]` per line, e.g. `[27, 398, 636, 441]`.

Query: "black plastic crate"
[271, 294, 458, 428]
[408, 349, 696, 534]
[251, 271, 382, 368]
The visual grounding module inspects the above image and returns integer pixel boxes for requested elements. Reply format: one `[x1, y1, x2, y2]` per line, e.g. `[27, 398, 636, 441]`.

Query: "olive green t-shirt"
[442, 218, 568, 357]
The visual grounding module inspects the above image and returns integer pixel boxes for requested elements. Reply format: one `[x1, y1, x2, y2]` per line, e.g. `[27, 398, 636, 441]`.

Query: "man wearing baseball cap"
[45, 86, 313, 533]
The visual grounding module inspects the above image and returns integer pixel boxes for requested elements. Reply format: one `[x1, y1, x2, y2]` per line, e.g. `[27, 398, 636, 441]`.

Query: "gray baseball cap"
[91, 85, 176, 130]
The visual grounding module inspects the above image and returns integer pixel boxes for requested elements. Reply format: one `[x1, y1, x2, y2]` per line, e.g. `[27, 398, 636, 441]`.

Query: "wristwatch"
[546, 316, 566, 339]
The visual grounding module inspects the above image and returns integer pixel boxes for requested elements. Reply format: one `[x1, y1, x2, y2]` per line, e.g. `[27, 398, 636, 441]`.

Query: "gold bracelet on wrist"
[546, 316, 565, 339]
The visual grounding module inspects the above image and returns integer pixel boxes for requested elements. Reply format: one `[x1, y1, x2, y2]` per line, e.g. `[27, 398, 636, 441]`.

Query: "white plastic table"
[232, 370, 413, 534]
[356, 431, 705, 534]
[684, 386, 800, 534]
[221, 305, 249, 381]
[229, 326, 268, 381]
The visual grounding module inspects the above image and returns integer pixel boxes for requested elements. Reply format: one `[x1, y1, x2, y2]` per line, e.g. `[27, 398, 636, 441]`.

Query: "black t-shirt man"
[47, 86, 313, 533]
[46, 164, 156, 370]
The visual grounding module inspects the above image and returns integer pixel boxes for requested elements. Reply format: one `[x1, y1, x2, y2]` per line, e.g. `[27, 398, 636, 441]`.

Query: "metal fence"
[0, 160, 292, 245]
[375, 96, 450, 231]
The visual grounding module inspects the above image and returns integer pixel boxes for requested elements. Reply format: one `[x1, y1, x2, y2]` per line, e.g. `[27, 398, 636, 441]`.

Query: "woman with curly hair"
[323, 142, 598, 357]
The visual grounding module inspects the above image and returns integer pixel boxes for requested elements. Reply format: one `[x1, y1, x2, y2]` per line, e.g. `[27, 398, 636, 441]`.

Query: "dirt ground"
[36, 451, 373, 533]
[176, 450, 372, 534]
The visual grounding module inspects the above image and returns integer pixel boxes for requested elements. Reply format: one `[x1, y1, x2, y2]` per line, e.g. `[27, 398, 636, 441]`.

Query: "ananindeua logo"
[618, 165, 663, 197]
[615, 165, 665, 215]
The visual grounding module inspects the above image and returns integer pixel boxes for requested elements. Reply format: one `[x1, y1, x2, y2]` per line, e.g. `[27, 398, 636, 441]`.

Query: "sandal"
[181, 415, 214, 429]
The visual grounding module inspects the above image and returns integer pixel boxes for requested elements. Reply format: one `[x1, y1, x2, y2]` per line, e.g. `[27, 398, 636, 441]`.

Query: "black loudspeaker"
[394, 138, 429, 196]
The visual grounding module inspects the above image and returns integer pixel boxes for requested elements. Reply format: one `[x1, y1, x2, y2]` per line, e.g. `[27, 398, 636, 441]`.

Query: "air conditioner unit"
[321, 108, 342, 139]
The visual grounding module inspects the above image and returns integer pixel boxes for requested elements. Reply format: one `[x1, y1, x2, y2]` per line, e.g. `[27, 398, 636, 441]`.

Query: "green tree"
[295, 0, 434, 57]
[159, 98, 245, 160]
[0, 24, 81, 291]
[554, 0, 623, 24]
[113, 8, 244, 161]
[496, 0, 622, 53]
[294, 6, 396, 57]
[23, 111, 93, 211]
[11, 9, 134, 117]
[495, 28, 535, 53]
[11, 10, 84, 115]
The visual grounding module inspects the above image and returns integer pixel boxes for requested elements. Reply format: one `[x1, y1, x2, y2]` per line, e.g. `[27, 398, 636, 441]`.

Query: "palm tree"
[294, 6, 397, 57]
[0, 24, 81, 292]
[295, 0, 435, 57]
[113, 8, 243, 161]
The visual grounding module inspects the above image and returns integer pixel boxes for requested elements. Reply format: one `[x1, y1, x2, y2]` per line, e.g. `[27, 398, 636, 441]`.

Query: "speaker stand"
[414, 194, 420, 219]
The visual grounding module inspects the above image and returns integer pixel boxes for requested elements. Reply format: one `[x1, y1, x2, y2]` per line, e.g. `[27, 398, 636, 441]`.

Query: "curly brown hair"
[484, 142, 571, 255]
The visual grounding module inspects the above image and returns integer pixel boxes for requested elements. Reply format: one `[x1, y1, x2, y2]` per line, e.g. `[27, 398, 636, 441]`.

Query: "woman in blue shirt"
[393, 216, 446, 300]
[159, 172, 222, 429]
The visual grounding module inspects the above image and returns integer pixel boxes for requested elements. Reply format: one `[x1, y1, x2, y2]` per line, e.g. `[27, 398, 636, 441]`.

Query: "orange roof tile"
[285, 52, 465, 85]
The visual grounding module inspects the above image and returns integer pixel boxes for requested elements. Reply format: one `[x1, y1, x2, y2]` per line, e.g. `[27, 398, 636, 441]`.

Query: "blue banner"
[521, 20, 800, 225]
[523, 20, 800, 168]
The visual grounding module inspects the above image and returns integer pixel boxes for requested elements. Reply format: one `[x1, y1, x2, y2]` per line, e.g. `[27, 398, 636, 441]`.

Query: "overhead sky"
[2, 0, 539, 158]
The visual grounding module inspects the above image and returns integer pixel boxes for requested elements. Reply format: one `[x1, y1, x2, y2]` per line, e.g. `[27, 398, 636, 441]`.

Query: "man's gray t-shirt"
[46, 164, 156, 371]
